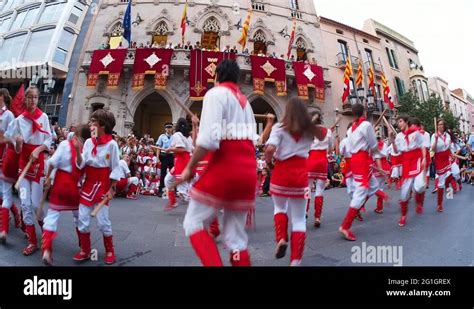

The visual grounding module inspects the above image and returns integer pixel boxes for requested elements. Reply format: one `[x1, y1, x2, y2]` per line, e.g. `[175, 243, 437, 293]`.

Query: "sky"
[314, 0, 474, 96]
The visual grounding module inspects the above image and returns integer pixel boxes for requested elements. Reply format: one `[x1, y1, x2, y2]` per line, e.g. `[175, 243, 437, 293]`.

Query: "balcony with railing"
[81, 49, 312, 79]
[336, 52, 359, 70]
[364, 61, 382, 74]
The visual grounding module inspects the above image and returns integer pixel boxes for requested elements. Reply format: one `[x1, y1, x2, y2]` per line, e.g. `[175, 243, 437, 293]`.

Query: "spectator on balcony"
[139, 43, 144, 49]
[131, 41, 137, 49]
[279, 54, 285, 59]
[184, 41, 193, 50]
[117, 41, 127, 49]
[167, 42, 173, 49]
[223, 45, 231, 53]
[159, 41, 166, 49]
[290, 55, 295, 61]
[242, 48, 249, 55]
[152, 41, 160, 48]
[311, 57, 318, 65]
[175, 43, 182, 49]
[100, 43, 107, 50]
[257, 50, 265, 57]
[195, 42, 202, 50]
[146, 41, 151, 48]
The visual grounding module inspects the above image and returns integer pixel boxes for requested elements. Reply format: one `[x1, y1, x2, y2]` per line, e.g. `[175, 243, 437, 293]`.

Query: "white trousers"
[78, 204, 112, 236]
[350, 175, 379, 209]
[400, 172, 426, 202]
[375, 176, 385, 191]
[309, 179, 326, 199]
[272, 196, 306, 232]
[451, 163, 460, 180]
[165, 173, 190, 200]
[43, 209, 79, 232]
[437, 172, 450, 189]
[345, 176, 354, 198]
[19, 178, 44, 225]
[391, 166, 401, 179]
[183, 199, 248, 251]
[1, 181, 14, 209]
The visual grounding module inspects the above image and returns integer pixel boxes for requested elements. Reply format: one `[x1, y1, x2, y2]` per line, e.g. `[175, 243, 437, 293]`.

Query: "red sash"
[307, 150, 328, 180]
[20, 143, 45, 183]
[401, 148, 423, 181]
[191, 140, 257, 211]
[270, 156, 309, 199]
[194, 151, 213, 177]
[351, 151, 371, 188]
[434, 149, 452, 175]
[391, 154, 402, 166]
[79, 166, 111, 207]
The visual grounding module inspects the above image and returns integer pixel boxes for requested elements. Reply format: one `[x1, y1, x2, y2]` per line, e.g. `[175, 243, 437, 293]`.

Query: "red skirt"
[351, 151, 371, 188]
[173, 152, 191, 178]
[270, 156, 308, 199]
[401, 148, 423, 180]
[191, 140, 257, 211]
[434, 150, 451, 175]
[1, 145, 20, 183]
[373, 158, 391, 178]
[20, 143, 44, 183]
[391, 154, 402, 167]
[79, 166, 111, 207]
[49, 170, 80, 211]
[307, 150, 328, 180]
[194, 151, 213, 177]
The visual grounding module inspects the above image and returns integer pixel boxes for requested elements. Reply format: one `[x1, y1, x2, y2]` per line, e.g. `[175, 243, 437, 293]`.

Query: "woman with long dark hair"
[265, 98, 326, 266]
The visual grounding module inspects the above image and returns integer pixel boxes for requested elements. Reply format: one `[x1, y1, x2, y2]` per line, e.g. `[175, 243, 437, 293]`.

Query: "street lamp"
[357, 87, 365, 100]
[367, 93, 375, 111]
[349, 95, 358, 105]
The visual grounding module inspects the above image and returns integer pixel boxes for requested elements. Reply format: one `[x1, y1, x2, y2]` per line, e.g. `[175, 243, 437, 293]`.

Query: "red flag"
[181, 0, 188, 45]
[11, 84, 25, 117]
[381, 72, 395, 109]
[341, 56, 352, 103]
[287, 18, 296, 60]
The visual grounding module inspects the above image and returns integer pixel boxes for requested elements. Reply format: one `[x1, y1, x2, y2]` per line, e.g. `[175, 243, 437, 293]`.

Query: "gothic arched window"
[252, 30, 267, 55]
[201, 17, 220, 50]
[296, 37, 307, 61]
[152, 21, 169, 47]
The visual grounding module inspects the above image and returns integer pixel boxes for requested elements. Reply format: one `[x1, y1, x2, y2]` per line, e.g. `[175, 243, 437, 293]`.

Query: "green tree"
[397, 91, 460, 134]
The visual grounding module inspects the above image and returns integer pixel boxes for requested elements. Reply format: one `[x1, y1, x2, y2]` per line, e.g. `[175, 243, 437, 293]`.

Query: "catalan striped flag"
[368, 63, 375, 95]
[356, 61, 364, 88]
[238, 9, 252, 50]
[381, 72, 395, 109]
[342, 55, 352, 103]
[181, 0, 188, 45]
[287, 17, 297, 59]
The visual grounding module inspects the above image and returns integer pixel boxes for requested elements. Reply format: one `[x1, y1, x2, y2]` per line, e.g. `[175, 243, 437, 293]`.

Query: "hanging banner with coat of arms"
[87, 49, 127, 88]
[250, 55, 287, 96]
[292, 61, 325, 101]
[132, 48, 173, 89]
[189, 50, 236, 101]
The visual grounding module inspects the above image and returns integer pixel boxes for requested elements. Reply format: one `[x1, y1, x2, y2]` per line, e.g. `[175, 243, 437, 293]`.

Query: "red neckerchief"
[351, 117, 366, 132]
[403, 125, 419, 145]
[22, 107, 50, 135]
[218, 82, 248, 109]
[91, 134, 113, 157]
[377, 140, 385, 151]
[291, 132, 302, 142]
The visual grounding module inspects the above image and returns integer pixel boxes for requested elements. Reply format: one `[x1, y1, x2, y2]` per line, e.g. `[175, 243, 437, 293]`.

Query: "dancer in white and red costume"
[306, 110, 333, 228]
[74, 109, 121, 265]
[266, 98, 326, 266]
[371, 137, 391, 214]
[41, 125, 91, 265]
[181, 60, 259, 267]
[164, 118, 194, 210]
[2, 86, 52, 255]
[431, 119, 452, 213]
[0, 88, 22, 243]
[339, 104, 382, 241]
[116, 154, 140, 199]
[393, 116, 427, 226]
[387, 141, 402, 189]
[420, 124, 432, 189]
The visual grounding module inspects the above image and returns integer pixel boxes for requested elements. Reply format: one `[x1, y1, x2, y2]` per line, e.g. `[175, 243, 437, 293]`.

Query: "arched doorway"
[201, 17, 220, 50]
[133, 92, 172, 139]
[251, 98, 278, 135]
